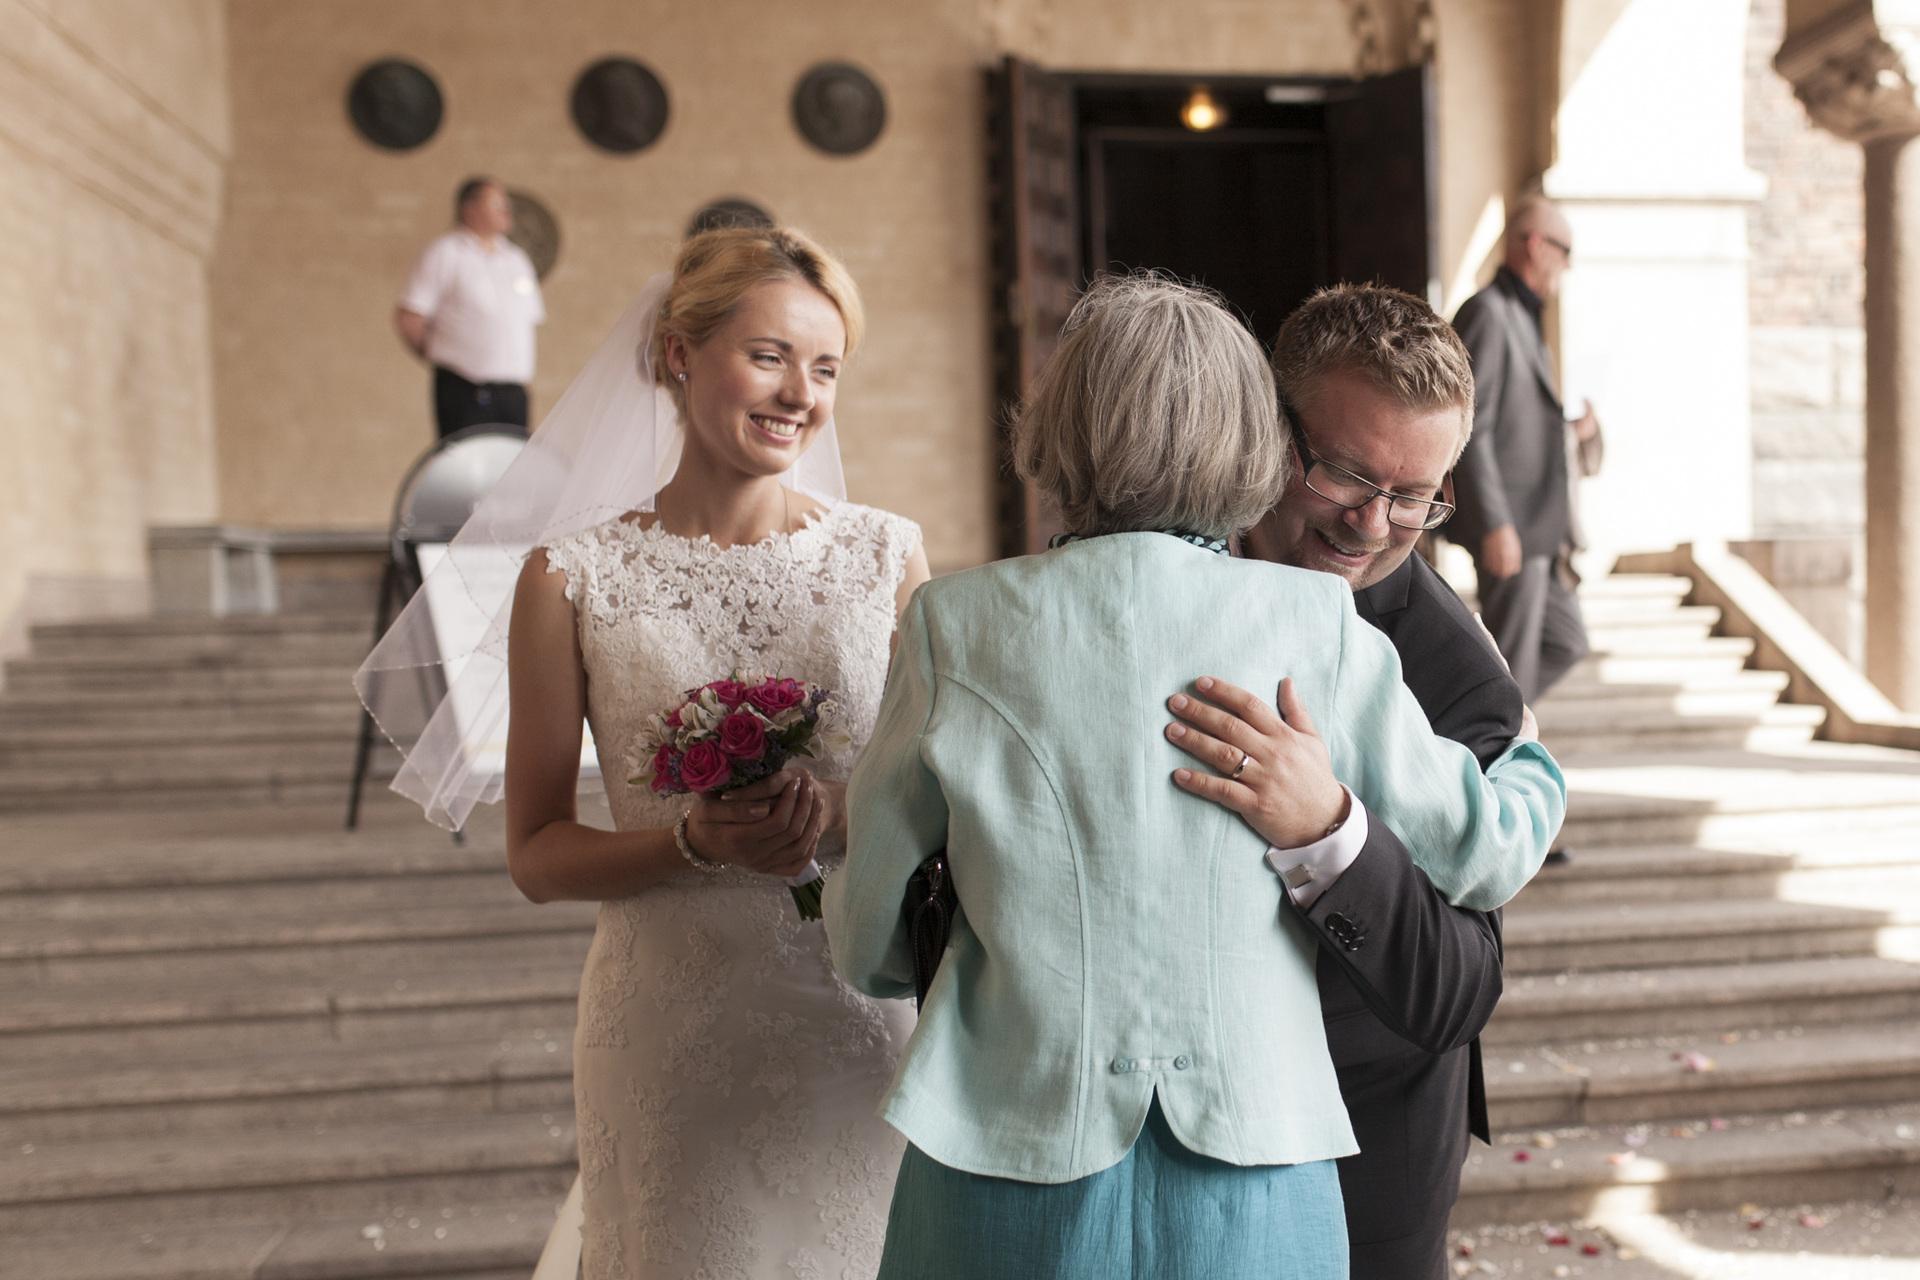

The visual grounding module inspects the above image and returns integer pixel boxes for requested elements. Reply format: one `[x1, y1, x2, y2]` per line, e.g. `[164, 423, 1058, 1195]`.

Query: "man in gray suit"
[1448, 195, 1603, 704]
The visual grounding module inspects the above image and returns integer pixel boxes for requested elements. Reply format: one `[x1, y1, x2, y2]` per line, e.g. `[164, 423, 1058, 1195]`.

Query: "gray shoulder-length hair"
[1012, 273, 1289, 540]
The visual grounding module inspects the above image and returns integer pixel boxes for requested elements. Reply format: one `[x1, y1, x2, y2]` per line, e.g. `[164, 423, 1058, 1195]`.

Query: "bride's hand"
[685, 768, 828, 878]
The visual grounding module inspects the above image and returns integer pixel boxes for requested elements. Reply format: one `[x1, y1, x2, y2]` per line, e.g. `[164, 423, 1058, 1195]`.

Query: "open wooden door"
[1326, 64, 1436, 301]
[986, 55, 1080, 557]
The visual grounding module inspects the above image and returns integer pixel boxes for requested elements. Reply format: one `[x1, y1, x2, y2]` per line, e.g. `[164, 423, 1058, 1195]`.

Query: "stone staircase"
[1458, 574, 1920, 1241]
[0, 574, 1916, 1276]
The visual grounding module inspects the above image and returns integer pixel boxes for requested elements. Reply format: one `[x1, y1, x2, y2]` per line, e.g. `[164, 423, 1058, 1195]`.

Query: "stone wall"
[1743, 0, 1865, 656]
[210, 0, 1543, 572]
[0, 0, 228, 650]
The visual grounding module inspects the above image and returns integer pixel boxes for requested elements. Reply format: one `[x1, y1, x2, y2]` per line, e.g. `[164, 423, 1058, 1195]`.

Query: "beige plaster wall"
[1432, 0, 1549, 312]
[0, 0, 228, 645]
[219, 0, 1551, 572]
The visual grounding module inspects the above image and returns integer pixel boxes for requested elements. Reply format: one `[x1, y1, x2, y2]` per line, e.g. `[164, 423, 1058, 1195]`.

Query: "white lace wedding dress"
[539, 502, 920, 1279]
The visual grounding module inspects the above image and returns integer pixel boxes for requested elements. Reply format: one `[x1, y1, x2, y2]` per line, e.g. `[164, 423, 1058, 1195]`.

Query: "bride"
[360, 225, 927, 1278]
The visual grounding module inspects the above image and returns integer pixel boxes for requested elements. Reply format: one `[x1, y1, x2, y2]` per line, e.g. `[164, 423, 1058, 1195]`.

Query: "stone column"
[1779, 2, 1920, 707]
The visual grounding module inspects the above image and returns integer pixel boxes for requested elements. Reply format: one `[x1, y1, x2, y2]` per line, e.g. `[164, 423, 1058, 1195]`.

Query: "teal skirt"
[876, 1100, 1348, 1280]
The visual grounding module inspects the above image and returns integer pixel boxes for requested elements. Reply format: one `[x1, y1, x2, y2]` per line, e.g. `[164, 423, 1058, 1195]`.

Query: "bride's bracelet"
[674, 811, 723, 872]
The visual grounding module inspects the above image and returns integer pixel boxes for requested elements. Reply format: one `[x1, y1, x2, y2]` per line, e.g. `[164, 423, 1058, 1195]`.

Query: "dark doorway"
[986, 60, 1434, 556]
[1077, 78, 1337, 350]
[1087, 128, 1331, 350]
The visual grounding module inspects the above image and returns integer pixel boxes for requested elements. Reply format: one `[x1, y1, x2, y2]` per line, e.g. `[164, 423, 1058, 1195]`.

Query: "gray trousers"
[1475, 555, 1589, 703]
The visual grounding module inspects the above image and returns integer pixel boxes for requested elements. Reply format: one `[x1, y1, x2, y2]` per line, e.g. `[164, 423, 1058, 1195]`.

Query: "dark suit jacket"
[1292, 552, 1523, 1279]
[1448, 268, 1591, 562]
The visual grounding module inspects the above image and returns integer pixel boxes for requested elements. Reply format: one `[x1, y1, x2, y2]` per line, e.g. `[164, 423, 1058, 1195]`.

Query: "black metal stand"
[344, 425, 527, 845]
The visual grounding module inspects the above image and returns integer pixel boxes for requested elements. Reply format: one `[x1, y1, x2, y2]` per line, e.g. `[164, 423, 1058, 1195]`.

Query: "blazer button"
[1110, 1058, 1129, 1074]
[1173, 1054, 1191, 1071]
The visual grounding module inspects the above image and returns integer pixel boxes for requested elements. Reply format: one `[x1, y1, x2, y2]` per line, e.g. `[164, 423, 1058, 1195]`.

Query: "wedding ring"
[1230, 751, 1251, 780]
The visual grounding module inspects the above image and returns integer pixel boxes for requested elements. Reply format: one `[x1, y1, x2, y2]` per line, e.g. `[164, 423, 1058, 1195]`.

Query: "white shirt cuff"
[1264, 788, 1369, 912]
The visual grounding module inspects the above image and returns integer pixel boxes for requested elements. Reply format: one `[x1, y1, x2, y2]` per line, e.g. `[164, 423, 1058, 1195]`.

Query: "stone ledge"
[1617, 541, 1920, 748]
[147, 526, 386, 617]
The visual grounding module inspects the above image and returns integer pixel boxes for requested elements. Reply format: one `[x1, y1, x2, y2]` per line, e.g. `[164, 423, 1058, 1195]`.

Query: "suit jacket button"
[1173, 1054, 1191, 1071]
[1111, 1058, 1129, 1074]
[1326, 912, 1354, 933]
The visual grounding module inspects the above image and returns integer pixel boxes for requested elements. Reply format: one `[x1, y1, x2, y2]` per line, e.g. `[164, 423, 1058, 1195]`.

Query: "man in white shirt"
[395, 177, 546, 437]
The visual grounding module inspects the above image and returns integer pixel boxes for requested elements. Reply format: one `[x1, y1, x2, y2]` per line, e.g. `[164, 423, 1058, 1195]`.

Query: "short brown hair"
[652, 225, 864, 392]
[1270, 284, 1475, 461]
[1013, 273, 1288, 539]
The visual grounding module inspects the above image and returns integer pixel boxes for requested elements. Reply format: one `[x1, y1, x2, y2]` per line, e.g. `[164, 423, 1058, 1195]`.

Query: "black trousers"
[432, 365, 529, 438]
[1474, 554, 1590, 703]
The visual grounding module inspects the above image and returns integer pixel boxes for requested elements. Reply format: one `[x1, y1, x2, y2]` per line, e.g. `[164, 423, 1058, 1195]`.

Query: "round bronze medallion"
[571, 58, 669, 154]
[347, 59, 443, 151]
[685, 198, 775, 239]
[792, 62, 886, 156]
[507, 190, 561, 280]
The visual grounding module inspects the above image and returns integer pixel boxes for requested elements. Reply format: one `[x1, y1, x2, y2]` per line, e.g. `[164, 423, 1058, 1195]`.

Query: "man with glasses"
[1448, 195, 1604, 705]
[1195, 284, 1548, 1279]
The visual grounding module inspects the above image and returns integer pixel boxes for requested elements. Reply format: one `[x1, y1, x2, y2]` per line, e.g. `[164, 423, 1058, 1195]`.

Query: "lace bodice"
[545, 502, 919, 843]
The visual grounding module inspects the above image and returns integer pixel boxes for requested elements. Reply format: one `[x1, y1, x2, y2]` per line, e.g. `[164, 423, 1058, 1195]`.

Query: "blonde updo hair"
[1012, 273, 1289, 539]
[651, 226, 864, 395]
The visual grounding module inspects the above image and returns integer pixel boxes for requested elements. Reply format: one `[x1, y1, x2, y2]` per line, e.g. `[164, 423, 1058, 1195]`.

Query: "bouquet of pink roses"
[633, 675, 836, 919]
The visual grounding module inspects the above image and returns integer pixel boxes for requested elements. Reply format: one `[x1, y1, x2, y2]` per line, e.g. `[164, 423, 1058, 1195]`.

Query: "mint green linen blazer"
[825, 534, 1564, 1184]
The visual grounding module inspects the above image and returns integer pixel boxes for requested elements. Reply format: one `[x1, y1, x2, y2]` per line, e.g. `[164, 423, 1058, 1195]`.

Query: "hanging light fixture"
[1180, 86, 1227, 132]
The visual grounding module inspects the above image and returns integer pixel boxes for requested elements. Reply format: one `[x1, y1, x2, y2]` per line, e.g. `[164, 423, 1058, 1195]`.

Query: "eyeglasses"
[1538, 233, 1573, 262]
[1290, 422, 1455, 531]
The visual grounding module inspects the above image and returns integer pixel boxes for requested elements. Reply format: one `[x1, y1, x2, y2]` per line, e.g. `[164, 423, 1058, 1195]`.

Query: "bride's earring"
[675, 371, 687, 383]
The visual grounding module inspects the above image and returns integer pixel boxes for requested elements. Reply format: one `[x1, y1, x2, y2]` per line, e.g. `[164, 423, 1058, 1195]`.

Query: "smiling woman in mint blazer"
[824, 275, 1565, 1280]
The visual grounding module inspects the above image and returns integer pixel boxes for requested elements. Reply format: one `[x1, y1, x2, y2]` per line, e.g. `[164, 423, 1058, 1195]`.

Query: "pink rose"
[680, 741, 732, 793]
[746, 678, 807, 716]
[648, 743, 675, 794]
[717, 711, 768, 761]
[706, 679, 747, 708]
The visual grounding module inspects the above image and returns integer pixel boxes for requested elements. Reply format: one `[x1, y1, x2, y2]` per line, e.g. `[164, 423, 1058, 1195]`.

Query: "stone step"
[0, 1031, 575, 1144]
[1537, 669, 1792, 717]
[1574, 592, 1703, 625]
[0, 964, 585, 1067]
[1501, 896, 1920, 974]
[0, 896, 593, 964]
[1549, 643, 1758, 694]
[0, 713, 362, 755]
[1457, 1100, 1920, 1224]
[28, 613, 369, 643]
[0, 690, 353, 729]
[1537, 706, 1826, 756]
[1510, 836, 1920, 908]
[1486, 1022, 1920, 1132]
[3, 1202, 551, 1280]
[0, 1111, 576, 1235]
[6, 635, 363, 676]
[0, 760, 396, 814]
[0, 738, 396, 777]
[1485, 955, 1920, 1046]
[1582, 620, 1722, 654]
[1447, 1197, 1920, 1280]
[0, 675, 354, 715]
[3, 928, 589, 992]
[0, 869, 532, 925]
[1553, 741, 1920, 848]
[3, 662, 355, 694]
[0, 806, 505, 893]
[1576, 575, 1692, 602]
